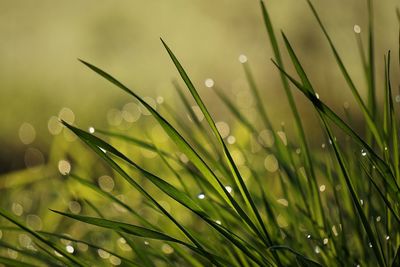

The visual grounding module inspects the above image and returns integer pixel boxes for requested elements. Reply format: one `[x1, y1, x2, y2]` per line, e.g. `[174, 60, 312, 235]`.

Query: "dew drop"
[215, 220, 222, 225]
[205, 78, 215, 88]
[395, 95, 400, 103]
[385, 235, 390, 241]
[88, 127, 95, 134]
[319, 185, 326, 192]
[368, 242, 372, 248]
[353, 24, 361, 33]
[307, 234, 311, 239]
[361, 149, 367, 156]
[315, 93, 320, 99]
[197, 193, 205, 200]
[225, 185, 233, 193]
[314, 246, 321, 254]
[323, 238, 328, 245]
[376, 216, 381, 222]
[238, 54, 248, 63]
[66, 245, 74, 254]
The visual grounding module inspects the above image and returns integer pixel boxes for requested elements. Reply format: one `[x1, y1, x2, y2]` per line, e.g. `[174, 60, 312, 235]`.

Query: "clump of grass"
[1, 0, 399, 266]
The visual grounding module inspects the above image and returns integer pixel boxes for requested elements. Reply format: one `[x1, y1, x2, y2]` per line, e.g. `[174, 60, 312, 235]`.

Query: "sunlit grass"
[1, 1, 400, 266]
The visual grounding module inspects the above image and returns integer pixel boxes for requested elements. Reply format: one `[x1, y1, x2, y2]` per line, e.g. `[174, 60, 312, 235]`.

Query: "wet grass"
[1, 0, 400, 266]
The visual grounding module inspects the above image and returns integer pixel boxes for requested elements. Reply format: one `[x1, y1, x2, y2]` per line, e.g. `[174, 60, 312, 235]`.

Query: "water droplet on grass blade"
[88, 127, 95, 133]
[361, 149, 367, 156]
[197, 193, 205, 200]
[225, 185, 233, 194]
[66, 245, 74, 254]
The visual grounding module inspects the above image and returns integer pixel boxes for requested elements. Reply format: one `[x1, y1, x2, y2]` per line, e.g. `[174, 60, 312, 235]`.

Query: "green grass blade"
[0, 256, 39, 267]
[306, 0, 384, 149]
[51, 209, 186, 243]
[0, 208, 87, 267]
[161, 39, 277, 253]
[78, 59, 234, 212]
[271, 60, 398, 193]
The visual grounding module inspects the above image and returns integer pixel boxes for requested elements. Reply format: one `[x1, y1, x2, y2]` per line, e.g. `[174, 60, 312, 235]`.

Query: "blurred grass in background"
[0, 0, 399, 172]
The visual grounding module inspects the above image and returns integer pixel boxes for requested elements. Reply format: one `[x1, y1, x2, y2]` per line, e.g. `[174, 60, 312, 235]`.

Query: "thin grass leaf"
[271, 60, 399, 194]
[78, 59, 237, 214]
[305, 0, 384, 149]
[161, 40, 277, 255]
[0, 208, 87, 267]
[0, 256, 39, 267]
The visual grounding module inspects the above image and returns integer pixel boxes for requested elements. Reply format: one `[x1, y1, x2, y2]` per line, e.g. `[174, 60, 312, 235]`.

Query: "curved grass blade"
[268, 246, 322, 267]
[77, 58, 274, 255]
[0, 208, 88, 267]
[0, 256, 39, 267]
[63, 122, 272, 266]
[271, 60, 399, 194]
[305, 0, 383, 149]
[78, 59, 233, 209]
[51, 210, 233, 266]
[161, 39, 277, 256]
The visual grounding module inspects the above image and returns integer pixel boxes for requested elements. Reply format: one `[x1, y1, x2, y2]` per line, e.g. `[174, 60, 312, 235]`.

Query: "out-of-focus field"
[0, 0, 398, 173]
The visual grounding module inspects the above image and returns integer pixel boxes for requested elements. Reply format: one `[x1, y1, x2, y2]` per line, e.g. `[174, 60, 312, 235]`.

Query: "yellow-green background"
[1, 0, 399, 173]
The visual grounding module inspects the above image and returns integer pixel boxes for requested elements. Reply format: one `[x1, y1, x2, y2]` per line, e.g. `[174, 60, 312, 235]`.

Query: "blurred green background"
[1, 0, 399, 174]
